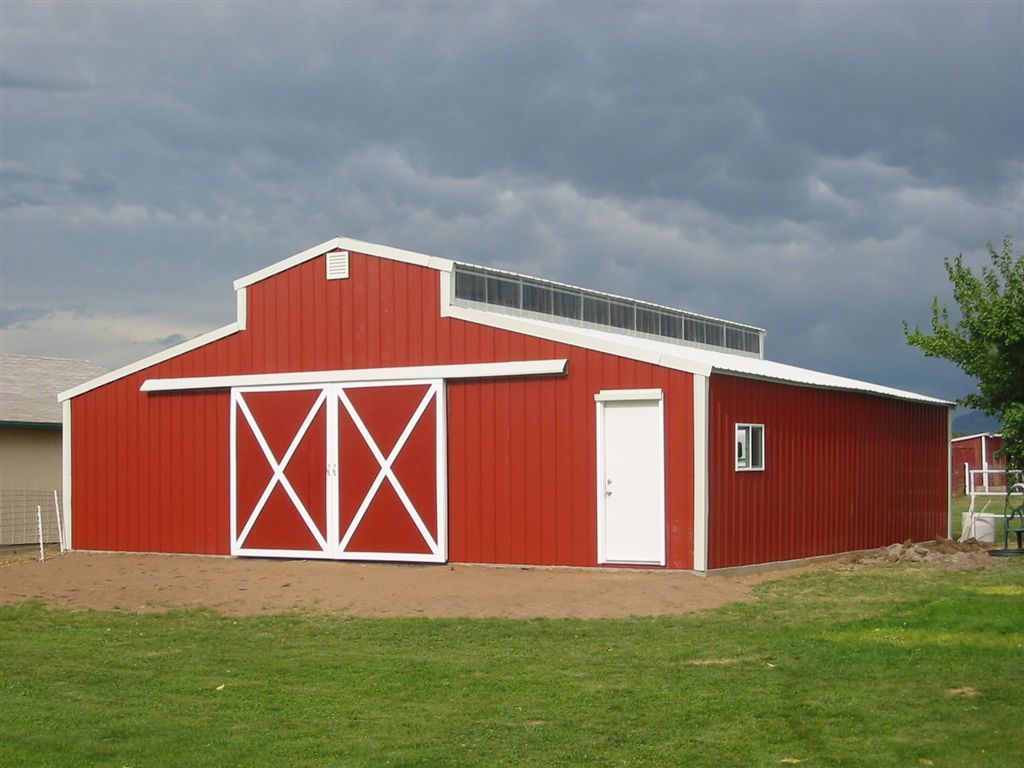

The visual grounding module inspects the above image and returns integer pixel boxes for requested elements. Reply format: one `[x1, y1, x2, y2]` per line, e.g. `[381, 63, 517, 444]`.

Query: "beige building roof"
[1, 354, 106, 425]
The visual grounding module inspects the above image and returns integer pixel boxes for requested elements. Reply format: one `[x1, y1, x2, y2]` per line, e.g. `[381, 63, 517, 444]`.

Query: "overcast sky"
[2, 1, 1021, 403]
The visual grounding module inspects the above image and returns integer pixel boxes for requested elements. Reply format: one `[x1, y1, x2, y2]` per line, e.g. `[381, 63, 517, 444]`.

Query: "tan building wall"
[0, 427, 62, 492]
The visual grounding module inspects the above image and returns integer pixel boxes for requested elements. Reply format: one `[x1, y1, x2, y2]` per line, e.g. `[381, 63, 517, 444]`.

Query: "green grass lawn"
[3, 560, 1022, 767]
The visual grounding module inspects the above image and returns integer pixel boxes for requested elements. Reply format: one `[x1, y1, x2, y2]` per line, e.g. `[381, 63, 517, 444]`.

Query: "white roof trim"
[141, 359, 568, 392]
[233, 236, 455, 291]
[453, 299, 950, 405]
[441, 299, 712, 377]
[951, 432, 1002, 442]
[58, 323, 241, 402]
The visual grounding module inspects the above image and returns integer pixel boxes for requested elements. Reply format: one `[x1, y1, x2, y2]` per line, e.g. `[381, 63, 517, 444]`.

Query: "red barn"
[951, 432, 1005, 496]
[58, 237, 951, 571]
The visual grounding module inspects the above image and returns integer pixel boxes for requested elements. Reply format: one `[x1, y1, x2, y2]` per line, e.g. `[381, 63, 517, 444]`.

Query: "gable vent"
[326, 250, 350, 280]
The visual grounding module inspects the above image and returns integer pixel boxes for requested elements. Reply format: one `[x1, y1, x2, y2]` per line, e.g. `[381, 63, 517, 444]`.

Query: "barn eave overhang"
[706, 369, 954, 407]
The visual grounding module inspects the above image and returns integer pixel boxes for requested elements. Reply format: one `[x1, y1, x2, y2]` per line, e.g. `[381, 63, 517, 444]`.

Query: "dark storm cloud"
[1, 1, 1020, 401]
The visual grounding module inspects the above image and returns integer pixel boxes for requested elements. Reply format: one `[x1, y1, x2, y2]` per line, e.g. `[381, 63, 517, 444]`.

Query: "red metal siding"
[706, 374, 949, 569]
[71, 251, 696, 568]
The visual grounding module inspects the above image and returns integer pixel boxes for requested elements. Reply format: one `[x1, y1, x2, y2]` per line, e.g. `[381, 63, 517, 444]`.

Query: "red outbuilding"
[951, 432, 1005, 496]
[58, 237, 952, 571]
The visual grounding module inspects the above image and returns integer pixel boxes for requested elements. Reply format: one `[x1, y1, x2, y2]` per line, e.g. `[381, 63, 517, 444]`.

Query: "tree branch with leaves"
[905, 236, 1024, 470]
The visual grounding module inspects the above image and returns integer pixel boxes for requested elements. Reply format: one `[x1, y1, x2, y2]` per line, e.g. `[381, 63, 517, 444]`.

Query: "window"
[486, 275, 520, 307]
[583, 295, 610, 325]
[735, 424, 765, 471]
[522, 283, 553, 314]
[449, 263, 764, 357]
[455, 269, 486, 302]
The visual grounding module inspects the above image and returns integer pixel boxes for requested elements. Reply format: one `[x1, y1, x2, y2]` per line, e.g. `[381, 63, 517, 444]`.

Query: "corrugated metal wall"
[71, 251, 696, 568]
[706, 374, 949, 569]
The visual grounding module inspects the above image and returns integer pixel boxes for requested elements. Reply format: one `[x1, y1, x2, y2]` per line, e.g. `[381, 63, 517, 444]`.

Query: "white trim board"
[61, 399, 73, 550]
[142, 359, 568, 393]
[947, 409, 953, 540]
[692, 374, 709, 572]
[595, 388, 663, 402]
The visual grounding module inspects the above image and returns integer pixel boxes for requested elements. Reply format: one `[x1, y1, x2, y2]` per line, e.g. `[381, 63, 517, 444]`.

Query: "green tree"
[905, 236, 1024, 470]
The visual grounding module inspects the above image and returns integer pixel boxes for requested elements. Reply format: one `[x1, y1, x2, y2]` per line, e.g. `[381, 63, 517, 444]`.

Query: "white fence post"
[37, 506, 45, 562]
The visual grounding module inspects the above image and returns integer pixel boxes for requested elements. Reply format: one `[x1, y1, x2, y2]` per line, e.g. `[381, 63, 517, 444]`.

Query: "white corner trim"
[236, 286, 248, 330]
[692, 374, 709, 572]
[439, 269, 452, 311]
[595, 398, 607, 566]
[61, 399, 72, 550]
[141, 358, 568, 392]
[58, 322, 242, 402]
[947, 408, 953, 540]
[594, 388, 663, 402]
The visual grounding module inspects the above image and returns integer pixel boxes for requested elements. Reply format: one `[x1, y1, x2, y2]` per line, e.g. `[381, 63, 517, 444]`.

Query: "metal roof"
[59, 236, 952, 407]
[1, 354, 106, 424]
[501, 314, 953, 405]
[951, 432, 1002, 442]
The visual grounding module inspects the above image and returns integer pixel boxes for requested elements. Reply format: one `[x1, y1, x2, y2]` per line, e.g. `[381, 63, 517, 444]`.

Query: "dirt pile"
[854, 537, 996, 569]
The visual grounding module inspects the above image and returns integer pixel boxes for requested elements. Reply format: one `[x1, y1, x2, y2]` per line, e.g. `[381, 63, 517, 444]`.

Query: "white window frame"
[735, 423, 765, 472]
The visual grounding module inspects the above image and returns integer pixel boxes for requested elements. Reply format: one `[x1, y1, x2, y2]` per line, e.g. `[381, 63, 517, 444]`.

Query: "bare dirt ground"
[1, 551, 779, 618]
[0, 538, 1008, 619]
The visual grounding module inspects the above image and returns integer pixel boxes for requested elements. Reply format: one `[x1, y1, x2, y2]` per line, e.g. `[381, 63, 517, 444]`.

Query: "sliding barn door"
[231, 381, 446, 562]
[232, 386, 330, 558]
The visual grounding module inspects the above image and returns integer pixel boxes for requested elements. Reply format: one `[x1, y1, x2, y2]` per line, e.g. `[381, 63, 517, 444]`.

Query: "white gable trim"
[57, 236, 456, 402]
[58, 322, 242, 402]
[232, 236, 454, 291]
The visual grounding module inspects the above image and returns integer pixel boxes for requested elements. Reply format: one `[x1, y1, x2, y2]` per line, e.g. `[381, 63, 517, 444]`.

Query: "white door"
[596, 390, 666, 565]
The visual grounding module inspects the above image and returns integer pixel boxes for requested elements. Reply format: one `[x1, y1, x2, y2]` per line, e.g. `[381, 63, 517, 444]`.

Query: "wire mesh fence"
[0, 489, 62, 547]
